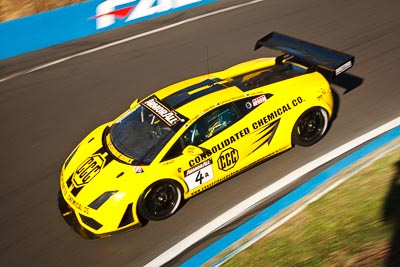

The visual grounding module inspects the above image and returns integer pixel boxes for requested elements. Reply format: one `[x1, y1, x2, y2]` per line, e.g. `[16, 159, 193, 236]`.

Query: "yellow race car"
[58, 32, 354, 238]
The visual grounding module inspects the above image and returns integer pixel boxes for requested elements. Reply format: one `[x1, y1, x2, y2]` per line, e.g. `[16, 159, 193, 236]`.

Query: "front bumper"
[57, 191, 142, 239]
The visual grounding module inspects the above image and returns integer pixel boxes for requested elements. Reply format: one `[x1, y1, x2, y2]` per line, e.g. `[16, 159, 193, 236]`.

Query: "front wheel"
[292, 107, 329, 147]
[138, 180, 182, 221]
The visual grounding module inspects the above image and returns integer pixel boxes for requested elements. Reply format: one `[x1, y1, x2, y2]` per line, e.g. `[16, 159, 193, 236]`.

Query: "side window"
[161, 138, 184, 162]
[182, 104, 240, 147]
[161, 103, 240, 162]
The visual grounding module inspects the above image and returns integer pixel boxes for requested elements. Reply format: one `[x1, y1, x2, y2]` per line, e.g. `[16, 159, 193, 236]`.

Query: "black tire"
[138, 180, 182, 221]
[292, 107, 329, 147]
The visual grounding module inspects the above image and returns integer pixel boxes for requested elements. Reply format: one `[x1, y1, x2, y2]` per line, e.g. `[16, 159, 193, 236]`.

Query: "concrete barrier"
[0, 0, 217, 60]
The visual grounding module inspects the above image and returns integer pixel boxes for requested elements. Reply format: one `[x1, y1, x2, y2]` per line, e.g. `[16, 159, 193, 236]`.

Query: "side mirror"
[182, 145, 203, 156]
[130, 99, 139, 109]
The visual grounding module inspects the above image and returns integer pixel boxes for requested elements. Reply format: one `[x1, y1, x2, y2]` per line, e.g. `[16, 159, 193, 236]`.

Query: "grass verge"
[222, 140, 400, 266]
[0, 0, 85, 22]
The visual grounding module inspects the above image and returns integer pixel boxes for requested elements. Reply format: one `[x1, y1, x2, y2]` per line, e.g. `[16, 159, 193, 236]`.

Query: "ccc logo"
[73, 154, 105, 187]
[218, 148, 239, 171]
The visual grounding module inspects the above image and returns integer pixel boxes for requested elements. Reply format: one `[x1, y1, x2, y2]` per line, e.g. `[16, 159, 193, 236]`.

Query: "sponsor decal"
[335, 60, 353, 76]
[61, 176, 68, 196]
[217, 148, 239, 171]
[191, 147, 288, 196]
[252, 97, 303, 130]
[142, 96, 183, 126]
[317, 88, 330, 100]
[73, 154, 105, 187]
[245, 101, 252, 109]
[188, 97, 303, 167]
[66, 193, 90, 214]
[61, 173, 89, 215]
[94, 0, 209, 29]
[94, 5, 135, 22]
[134, 165, 144, 173]
[251, 94, 267, 107]
[250, 118, 280, 154]
[184, 159, 214, 190]
[189, 127, 250, 167]
[190, 147, 290, 197]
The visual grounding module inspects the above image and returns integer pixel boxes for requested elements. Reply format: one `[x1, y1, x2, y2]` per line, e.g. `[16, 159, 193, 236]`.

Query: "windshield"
[109, 104, 178, 164]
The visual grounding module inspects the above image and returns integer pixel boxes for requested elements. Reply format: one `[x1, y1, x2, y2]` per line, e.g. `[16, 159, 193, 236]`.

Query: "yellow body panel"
[59, 57, 334, 238]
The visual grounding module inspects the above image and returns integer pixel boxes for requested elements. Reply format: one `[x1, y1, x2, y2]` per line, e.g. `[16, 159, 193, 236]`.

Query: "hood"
[60, 124, 148, 220]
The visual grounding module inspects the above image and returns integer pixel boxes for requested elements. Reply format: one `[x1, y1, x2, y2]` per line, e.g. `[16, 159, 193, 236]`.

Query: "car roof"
[164, 77, 243, 113]
[148, 57, 309, 121]
[151, 74, 247, 121]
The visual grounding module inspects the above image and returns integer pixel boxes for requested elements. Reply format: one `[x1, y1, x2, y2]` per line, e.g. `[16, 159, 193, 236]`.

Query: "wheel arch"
[136, 178, 185, 221]
[291, 105, 330, 147]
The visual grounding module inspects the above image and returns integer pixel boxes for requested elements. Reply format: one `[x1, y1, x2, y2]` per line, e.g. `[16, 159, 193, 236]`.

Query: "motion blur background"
[0, 0, 84, 22]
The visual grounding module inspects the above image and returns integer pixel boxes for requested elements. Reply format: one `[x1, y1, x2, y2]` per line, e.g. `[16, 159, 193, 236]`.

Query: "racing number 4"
[184, 164, 214, 190]
[195, 170, 208, 184]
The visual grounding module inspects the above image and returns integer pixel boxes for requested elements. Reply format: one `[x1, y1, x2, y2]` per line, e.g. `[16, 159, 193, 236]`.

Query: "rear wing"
[255, 32, 354, 79]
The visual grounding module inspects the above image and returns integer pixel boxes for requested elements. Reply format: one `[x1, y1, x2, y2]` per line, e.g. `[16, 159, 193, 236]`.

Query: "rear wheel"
[292, 107, 329, 147]
[138, 180, 182, 221]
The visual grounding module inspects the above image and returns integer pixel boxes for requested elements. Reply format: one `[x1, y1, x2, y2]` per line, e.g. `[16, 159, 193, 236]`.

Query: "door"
[168, 103, 253, 197]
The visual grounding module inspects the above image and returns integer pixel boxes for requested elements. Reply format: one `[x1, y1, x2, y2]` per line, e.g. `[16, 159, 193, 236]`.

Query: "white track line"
[143, 117, 400, 267]
[0, 0, 264, 84]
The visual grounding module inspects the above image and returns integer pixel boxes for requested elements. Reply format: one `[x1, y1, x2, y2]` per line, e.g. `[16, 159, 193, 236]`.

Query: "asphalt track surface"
[1, 0, 399, 266]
